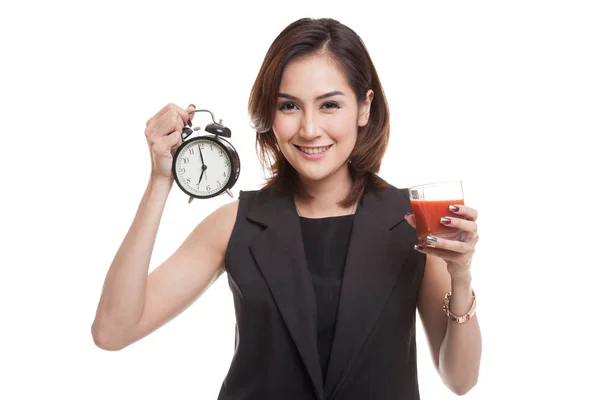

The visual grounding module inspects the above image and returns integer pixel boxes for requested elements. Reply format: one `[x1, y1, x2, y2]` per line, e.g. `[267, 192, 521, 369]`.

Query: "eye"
[278, 101, 298, 111]
[277, 101, 341, 112]
[322, 101, 341, 110]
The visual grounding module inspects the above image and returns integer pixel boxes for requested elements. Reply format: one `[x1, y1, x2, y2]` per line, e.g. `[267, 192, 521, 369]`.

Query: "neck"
[294, 164, 356, 218]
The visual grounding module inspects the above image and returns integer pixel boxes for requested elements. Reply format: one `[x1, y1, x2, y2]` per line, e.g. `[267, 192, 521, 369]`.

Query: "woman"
[92, 17, 482, 399]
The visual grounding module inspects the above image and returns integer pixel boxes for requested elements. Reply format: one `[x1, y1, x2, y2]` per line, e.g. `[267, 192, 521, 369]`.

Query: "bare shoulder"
[185, 199, 240, 270]
[204, 199, 240, 241]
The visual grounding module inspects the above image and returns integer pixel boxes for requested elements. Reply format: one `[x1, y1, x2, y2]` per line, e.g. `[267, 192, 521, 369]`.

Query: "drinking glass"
[409, 181, 465, 241]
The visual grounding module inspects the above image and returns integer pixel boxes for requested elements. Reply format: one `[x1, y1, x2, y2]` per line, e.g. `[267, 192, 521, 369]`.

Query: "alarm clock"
[171, 109, 240, 203]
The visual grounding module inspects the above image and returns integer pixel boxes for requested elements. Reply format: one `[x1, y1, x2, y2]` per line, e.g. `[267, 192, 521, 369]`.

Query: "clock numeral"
[179, 168, 186, 174]
[223, 171, 226, 178]
[186, 177, 191, 184]
[189, 148, 195, 155]
[210, 144, 213, 151]
[183, 157, 189, 164]
[199, 143, 204, 149]
[217, 180, 221, 186]
[206, 185, 211, 191]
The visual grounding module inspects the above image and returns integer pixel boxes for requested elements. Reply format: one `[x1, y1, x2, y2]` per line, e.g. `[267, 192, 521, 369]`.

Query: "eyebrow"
[277, 91, 346, 101]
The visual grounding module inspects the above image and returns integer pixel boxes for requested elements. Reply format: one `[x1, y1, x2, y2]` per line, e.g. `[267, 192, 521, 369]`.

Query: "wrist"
[148, 175, 174, 193]
[451, 272, 472, 288]
[443, 288, 477, 324]
[149, 173, 173, 186]
[448, 276, 474, 317]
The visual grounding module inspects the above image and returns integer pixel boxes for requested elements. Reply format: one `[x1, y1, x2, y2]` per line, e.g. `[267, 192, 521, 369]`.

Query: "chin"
[297, 170, 331, 183]
[282, 144, 352, 184]
[294, 162, 348, 184]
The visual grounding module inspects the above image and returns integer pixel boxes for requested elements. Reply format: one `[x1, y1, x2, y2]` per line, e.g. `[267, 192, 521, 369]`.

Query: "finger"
[169, 103, 196, 132]
[440, 216, 477, 233]
[449, 204, 478, 221]
[168, 130, 184, 156]
[186, 104, 196, 126]
[404, 213, 416, 228]
[154, 131, 183, 157]
[149, 104, 195, 138]
[168, 103, 196, 131]
[421, 235, 474, 254]
[152, 115, 184, 142]
[146, 102, 178, 127]
[146, 104, 181, 141]
[414, 244, 462, 262]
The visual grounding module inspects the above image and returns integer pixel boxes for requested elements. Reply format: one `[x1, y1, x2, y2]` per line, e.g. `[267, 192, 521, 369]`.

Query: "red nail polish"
[441, 217, 451, 225]
[414, 244, 424, 250]
[449, 205, 459, 212]
[187, 118, 192, 126]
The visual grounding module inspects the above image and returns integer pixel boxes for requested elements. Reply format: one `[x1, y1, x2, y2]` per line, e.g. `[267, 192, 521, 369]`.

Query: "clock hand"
[198, 165, 207, 185]
[197, 143, 206, 186]
[198, 143, 204, 165]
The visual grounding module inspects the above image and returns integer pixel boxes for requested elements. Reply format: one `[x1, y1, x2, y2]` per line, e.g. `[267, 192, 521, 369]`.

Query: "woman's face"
[272, 53, 373, 184]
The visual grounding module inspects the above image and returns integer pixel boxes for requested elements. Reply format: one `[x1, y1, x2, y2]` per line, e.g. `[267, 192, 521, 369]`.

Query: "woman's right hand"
[144, 103, 196, 181]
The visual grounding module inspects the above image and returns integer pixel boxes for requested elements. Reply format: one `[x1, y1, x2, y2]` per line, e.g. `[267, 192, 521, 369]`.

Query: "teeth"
[299, 146, 330, 154]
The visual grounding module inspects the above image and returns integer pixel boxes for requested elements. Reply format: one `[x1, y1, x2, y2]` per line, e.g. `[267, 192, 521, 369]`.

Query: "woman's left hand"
[404, 205, 479, 280]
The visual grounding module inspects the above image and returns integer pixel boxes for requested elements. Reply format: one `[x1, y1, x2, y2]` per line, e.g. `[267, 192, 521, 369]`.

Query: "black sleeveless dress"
[219, 184, 425, 400]
[299, 214, 354, 387]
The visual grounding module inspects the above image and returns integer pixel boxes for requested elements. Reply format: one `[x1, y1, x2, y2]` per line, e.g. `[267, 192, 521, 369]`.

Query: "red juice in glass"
[411, 199, 465, 240]
[409, 181, 465, 241]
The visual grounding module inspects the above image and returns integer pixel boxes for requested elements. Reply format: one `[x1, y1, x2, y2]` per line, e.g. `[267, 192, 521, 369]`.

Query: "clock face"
[173, 137, 232, 197]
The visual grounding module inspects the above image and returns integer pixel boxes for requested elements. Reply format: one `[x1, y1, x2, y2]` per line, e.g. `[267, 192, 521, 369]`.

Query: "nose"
[298, 110, 321, 141]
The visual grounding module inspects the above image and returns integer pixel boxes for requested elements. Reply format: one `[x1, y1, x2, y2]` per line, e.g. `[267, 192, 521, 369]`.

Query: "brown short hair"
[248, 18, 391, 207]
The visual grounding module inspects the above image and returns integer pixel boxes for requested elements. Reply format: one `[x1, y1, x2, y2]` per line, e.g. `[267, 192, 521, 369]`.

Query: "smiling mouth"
[294, 144, 333, 155]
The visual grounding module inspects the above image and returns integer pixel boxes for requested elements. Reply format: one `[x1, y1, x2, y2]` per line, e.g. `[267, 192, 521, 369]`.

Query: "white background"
[1, 0, 598, 398]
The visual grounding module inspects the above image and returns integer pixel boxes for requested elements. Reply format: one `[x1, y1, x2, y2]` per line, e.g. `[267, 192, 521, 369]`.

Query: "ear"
[358, 89, 375, 128]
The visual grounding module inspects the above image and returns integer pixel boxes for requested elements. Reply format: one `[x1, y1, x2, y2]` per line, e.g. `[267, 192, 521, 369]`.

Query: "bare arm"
[91, 175, 238, 351]
[417, 255, 482, 396]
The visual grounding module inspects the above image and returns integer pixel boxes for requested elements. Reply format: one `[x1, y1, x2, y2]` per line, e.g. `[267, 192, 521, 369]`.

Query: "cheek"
[272, 114, 298, 140]
[325, 112, 358, 141]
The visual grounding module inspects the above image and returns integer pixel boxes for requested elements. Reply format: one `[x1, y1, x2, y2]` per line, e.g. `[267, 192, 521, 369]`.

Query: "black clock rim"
[218, 136, 241, 190]
[171, 135, 239, 200]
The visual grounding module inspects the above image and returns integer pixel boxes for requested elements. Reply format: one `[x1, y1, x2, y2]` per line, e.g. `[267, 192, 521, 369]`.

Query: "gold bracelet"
[442, 290, 476, 324]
